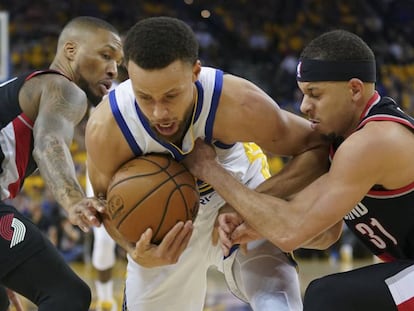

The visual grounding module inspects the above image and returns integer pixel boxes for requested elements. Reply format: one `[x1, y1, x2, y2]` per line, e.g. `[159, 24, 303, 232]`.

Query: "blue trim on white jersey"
[213, 140, 235, 149]
[133, 101, 180, 159]
[133, 98, 191, 161]
[109, 90, 142, 156]
[205, 70, 223, 143]
[194, 80, 203, 123]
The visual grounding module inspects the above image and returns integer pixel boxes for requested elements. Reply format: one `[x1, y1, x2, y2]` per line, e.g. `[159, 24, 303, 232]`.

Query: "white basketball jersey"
[109, 67, 268, 195]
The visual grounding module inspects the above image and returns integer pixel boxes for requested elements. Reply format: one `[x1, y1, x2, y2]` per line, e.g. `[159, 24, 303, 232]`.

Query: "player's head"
[296, 29, 376, 139]
[123, 16, 199, 69]
[53, 16, 123, 106]
[123, 17, 201, 143]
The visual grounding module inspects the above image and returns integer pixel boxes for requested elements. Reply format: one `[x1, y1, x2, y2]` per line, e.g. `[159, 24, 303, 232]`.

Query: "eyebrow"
[102, 44, 119, 52]
[137, 87, 181, 97]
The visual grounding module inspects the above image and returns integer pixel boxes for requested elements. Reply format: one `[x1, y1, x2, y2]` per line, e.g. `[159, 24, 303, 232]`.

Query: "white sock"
[95, 280, 114, 302]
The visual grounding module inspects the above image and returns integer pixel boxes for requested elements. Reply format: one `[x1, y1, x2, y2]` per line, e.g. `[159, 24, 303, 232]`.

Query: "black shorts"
[304, 260, 414, 311]
[0, 202, 47, 279]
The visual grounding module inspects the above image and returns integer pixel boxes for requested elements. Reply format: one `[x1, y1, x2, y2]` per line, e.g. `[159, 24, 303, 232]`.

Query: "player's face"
[298, 81, 360, 140]
[73, 29, 123, 106]
[128, 60, 201, 143]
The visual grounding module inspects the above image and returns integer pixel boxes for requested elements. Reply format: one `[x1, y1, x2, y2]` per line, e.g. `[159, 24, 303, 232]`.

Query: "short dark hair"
[64, 16, 118, 34]
[300, 29, 375, 62]
[123, 16, 199, 69]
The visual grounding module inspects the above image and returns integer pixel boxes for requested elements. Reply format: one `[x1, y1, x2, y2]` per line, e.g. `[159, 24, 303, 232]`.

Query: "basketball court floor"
[14, 255, 376, 311]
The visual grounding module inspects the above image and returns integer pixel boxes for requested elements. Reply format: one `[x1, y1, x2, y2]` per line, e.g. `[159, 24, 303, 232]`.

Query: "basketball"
[102, 154, 199, 244]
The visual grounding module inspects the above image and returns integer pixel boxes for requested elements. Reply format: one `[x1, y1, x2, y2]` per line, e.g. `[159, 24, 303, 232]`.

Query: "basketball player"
[183, 30, 414, 311]
[0, 16, 123, 310]
[86, 17, 328, 311]
[86, 173, 117, 311]
[87, 64, 128, 311]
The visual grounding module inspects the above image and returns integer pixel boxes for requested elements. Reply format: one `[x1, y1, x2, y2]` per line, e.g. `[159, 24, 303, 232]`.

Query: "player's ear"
[64, 41, 78, 61]
[192, 60, 202, 81]
[348, 78, 364, 102]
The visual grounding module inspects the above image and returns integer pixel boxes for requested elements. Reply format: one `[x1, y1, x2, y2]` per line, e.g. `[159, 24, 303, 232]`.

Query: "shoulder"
[333, 121, 414, 177]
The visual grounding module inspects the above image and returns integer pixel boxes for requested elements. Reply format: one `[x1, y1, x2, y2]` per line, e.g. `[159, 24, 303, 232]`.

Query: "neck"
[49, 58, 76, 82]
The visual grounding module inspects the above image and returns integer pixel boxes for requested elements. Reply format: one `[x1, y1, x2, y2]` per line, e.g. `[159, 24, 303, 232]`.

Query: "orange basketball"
[102, 154, 199, 244]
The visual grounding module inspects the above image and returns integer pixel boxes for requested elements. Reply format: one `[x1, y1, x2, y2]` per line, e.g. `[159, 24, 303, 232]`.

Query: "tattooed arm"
[30, 75, 104, 232]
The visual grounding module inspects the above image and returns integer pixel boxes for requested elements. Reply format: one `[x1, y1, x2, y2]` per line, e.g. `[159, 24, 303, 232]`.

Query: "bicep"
[291, 140, 381, 237]
[34, 79, 87, 146]
[216, 75, 321, 156]
[85, 108, 130, 196]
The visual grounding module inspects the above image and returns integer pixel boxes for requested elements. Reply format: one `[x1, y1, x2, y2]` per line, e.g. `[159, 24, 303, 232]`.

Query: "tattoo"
[34, 135, 85, 210]
[30, 75, 88, 211]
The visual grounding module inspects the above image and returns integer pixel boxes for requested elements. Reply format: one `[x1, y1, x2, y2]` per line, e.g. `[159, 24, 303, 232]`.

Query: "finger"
[218, 212, 242, 225]
[136, 228, 153, 252]
[231, 225, 247, 241]
[78, 222, 90, 233]
[92, 198, 106, 213]
[80, 205, 102, 227]
[218, 227, 233, 250]
[174, 221, 193, 255]
[159, 221, 185, 250]
[219, 220, 236, 234]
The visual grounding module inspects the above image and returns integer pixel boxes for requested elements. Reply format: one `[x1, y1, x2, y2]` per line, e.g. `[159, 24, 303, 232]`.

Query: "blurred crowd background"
[1, 0, 414, 264]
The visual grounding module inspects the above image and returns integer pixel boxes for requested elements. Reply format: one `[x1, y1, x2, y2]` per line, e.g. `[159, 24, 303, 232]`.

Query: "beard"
[77, 77, 102, 107]
[321, 132, 344, 146]
[84, 88, 102, 107]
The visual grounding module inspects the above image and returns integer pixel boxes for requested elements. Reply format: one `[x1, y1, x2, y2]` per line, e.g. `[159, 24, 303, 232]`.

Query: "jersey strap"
[109, 90, 142, 156]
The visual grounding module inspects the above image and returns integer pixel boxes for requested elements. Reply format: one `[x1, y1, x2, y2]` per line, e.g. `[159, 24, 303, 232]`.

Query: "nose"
[299, 96, 311, 115]
[152, 102, 169, 119]
[107, 61, 118, 79]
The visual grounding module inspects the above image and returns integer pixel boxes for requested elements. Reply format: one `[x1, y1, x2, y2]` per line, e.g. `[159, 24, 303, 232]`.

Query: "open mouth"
[309, 119, 319, 130]
[99, 80, 112, 94]
[154, 122, 177, 136]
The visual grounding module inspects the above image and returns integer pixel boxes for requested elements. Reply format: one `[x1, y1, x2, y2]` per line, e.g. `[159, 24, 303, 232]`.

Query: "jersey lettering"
[355, 217, 397, 249]
[344, 202, 369, 220]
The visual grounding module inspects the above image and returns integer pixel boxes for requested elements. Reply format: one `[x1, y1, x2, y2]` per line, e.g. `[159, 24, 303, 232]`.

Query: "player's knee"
[304, 277, 337, 311]
[65, 279, 91, 310]
[47, 277, 91, 311]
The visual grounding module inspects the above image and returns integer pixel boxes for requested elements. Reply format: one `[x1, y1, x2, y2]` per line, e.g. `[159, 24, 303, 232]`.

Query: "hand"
[216, 211, 244, 256]
[212, 203, 237, 246]
[182, 138, 218, 179]
[217, 212, 263, 256]
[128, 221, 194, 267]
[6, 288, 24, 311]
[67, 197, 106, 232]
[230, 222, 263, 245]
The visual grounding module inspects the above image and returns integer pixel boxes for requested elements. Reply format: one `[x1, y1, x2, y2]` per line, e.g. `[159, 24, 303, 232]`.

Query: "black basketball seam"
[108, 172, 162, 193]
[152, 189, 175, 242]
[152, 182, 199, 241]
[110, 155, 199, 243]
[116, 168, 190, 229]
[107, 154, 169, 192]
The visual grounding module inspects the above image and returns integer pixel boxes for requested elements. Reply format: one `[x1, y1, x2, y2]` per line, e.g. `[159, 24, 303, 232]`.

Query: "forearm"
[300, 221, 343, 250]
[33, 136, 84, 212]
[200, 160, 296, 249]
[258, 145, 329, 197]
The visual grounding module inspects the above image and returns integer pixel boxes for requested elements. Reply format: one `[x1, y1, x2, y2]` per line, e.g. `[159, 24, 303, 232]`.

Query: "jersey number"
[355, 218, 397, 249]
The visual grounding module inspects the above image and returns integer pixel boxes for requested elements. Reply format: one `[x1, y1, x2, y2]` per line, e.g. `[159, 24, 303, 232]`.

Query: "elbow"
[269, 234, 302, 253]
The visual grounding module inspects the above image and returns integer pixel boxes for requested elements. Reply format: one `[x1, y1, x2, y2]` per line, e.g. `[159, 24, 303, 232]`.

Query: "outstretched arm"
[32, 75, 104, 232]
[183, 135, 383, 252]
